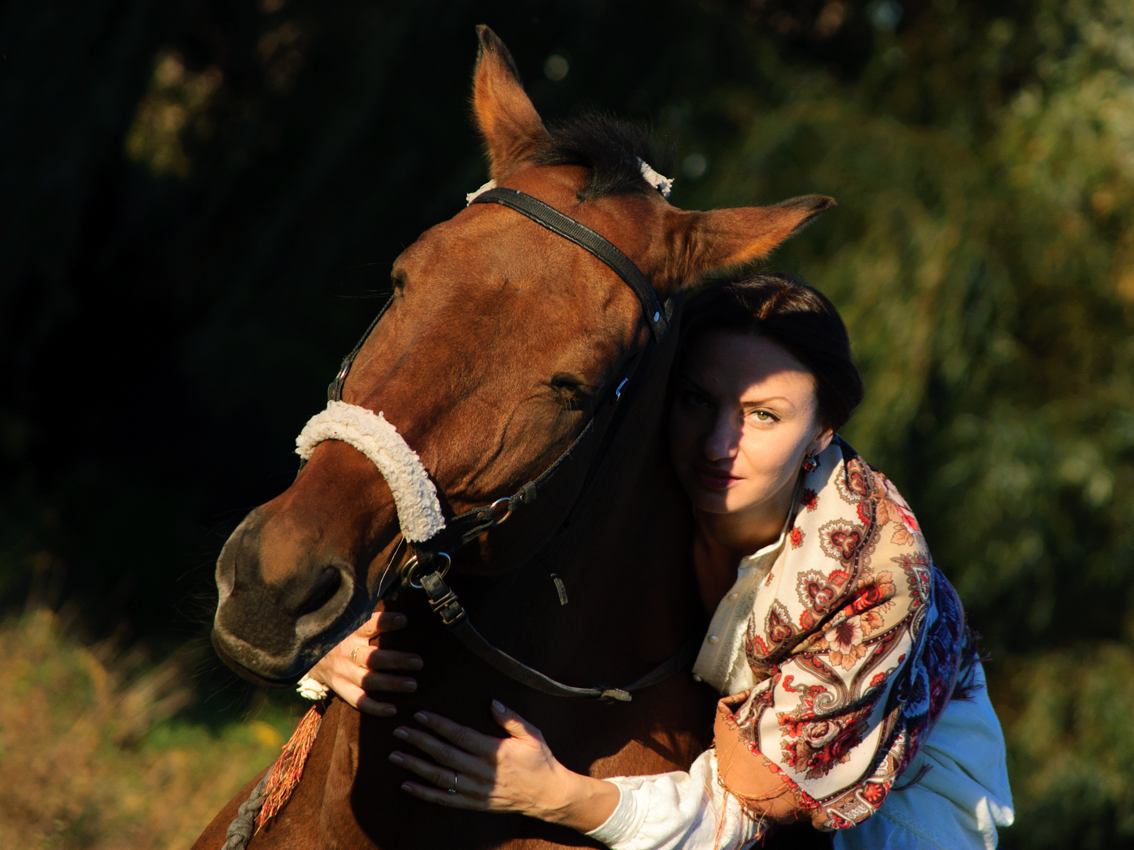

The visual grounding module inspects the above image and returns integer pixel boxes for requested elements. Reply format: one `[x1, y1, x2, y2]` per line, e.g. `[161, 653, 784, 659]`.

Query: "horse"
[194, 26, 832, 850]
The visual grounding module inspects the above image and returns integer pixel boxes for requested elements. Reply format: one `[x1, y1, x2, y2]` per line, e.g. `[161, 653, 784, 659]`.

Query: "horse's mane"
[532, 113, 672, 201]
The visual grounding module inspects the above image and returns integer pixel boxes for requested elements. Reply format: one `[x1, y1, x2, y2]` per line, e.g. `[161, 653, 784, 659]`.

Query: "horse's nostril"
[294, 566, 343, 618]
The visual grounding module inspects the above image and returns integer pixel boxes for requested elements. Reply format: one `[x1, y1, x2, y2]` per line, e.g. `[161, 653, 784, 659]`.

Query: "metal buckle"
[333, 358, 353, 392]
[490, 497, 513, 525]
[403, 552, 452, 589]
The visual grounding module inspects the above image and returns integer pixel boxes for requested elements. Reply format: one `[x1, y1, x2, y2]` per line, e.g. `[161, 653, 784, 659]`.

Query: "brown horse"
[195, 26, 831, 850]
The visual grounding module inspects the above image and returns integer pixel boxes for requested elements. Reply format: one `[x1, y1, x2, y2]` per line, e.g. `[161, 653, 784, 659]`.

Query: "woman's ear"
[810, 425, 834, 458]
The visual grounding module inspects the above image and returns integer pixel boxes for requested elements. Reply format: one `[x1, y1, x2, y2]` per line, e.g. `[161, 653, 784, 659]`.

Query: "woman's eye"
[681, 390, 709, 408]
[749, 410, 778, 422]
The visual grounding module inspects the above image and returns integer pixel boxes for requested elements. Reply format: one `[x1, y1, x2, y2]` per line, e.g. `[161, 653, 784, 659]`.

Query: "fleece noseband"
[296, 401, 444, 543]
[295, 185, 695, 701]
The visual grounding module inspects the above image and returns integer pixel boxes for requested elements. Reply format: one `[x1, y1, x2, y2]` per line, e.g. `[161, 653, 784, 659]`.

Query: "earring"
[802, 453, 819, 473]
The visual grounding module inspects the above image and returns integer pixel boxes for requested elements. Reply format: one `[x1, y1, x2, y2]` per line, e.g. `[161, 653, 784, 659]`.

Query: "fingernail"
[393, 727, 410, 740]
[406, 657, 423, 670]
[376, 704, 397, 717]
[399, 679, 417, 692]
[400, 783, 413, 792]
[392, 614, 407, 626]
[388, 752, 404, 764]
[413, 711, 429, 724]
[491, 699, 505, 714]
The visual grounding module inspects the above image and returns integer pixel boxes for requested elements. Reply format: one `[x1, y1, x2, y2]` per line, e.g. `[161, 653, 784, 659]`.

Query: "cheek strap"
[295, 400, 445, 543]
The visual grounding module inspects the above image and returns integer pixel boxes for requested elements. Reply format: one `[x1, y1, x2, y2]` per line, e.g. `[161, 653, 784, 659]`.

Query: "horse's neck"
[566, 430, 699, 649]
[306, 381, 706, 850]
[450, 363, 699, 687]
[526, 354, 701, 670]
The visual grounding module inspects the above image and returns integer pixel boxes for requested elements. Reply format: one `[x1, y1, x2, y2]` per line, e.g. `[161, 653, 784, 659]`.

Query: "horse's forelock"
[531, 113, 673, 201]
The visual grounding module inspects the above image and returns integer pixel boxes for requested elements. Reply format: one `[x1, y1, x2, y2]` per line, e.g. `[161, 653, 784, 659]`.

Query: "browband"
[471, 187, 670, 342]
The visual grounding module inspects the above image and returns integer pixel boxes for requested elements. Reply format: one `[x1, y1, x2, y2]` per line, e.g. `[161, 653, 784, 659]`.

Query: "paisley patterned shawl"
[713, 437, 974, 832]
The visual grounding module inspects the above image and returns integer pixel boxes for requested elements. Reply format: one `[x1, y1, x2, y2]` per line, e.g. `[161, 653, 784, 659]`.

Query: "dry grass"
[0, 609, 297, 849]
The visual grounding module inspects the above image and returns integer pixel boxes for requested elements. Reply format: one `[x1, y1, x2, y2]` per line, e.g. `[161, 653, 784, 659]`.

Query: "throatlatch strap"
[471, 188, 669, 342]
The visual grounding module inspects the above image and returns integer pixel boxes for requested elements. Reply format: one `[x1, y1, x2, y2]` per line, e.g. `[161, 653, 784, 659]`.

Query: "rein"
[310, 187, 694, 702]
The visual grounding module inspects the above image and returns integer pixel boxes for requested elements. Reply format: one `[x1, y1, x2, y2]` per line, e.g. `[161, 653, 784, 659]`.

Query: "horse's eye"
[549, 374, 590, 408]
[550, 374, 585, 393]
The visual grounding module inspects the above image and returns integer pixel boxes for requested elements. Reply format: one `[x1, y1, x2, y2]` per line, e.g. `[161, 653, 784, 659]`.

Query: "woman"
[306, 274, 1014, 849]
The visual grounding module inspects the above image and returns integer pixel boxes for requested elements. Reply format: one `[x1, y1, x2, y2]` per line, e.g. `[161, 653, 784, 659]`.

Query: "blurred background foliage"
[1, 0, 1131, 846]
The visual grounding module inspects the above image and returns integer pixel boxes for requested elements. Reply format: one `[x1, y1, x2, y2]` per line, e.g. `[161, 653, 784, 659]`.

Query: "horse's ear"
[472, 25, 549, 180]
[670, 195, 836, 280]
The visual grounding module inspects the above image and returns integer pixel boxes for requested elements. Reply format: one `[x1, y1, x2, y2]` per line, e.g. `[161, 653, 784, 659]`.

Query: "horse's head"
[211, 26, 833, 686]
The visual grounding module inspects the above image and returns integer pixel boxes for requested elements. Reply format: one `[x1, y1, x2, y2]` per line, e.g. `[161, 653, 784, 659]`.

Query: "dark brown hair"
[681, 273, 865, 431]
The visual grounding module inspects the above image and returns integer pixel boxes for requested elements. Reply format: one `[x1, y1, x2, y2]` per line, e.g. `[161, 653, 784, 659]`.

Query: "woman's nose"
[703, 412, 741, 461]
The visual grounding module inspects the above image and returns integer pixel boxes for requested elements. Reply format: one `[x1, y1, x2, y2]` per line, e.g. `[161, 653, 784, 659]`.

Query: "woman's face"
[668, 331, 832, 521]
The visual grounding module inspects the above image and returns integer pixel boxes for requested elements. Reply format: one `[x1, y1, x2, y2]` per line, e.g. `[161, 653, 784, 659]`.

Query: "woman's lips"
[694, 466, 740, 490]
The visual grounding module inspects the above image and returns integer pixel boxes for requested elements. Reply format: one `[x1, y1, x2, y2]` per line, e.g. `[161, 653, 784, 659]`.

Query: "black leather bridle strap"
[419, 570, 698, 701]
[471, 187, 670, 342]
[327, 292, 394, 403]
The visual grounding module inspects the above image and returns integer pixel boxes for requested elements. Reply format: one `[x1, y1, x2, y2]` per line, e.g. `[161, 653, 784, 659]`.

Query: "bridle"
[318, 186, 696, 701]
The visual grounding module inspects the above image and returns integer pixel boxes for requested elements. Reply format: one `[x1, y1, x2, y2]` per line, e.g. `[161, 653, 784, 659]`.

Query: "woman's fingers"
[393, 720, 496, 780]
[335, 681, 397, 717]
[389, 749, 492, 795]
[361, 670, 418, 693]
[358, 646, 423, 673]
[412, 711, 503, 758]
[390, 702, 576, 820]
[490, 700, 546, 745]
[354, 611, 384, 638]
[306, 609, 421, 710]
[356, 610, 409, 638]
[398, 780, 486, 810]
[358, 697, 398, 716]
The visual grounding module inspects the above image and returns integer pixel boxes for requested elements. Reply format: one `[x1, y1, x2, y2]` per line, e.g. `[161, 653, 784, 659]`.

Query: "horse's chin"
[211, 631, 300, 688]
[211, 594, 375, 688]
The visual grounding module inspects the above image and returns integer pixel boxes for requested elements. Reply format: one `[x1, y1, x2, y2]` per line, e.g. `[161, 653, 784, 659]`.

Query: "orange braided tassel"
[255, 704, 325, 831]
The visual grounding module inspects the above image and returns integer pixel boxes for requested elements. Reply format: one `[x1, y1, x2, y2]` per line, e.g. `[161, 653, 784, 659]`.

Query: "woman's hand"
[306, 611, 422, 716]
[389, 701, 620, 833]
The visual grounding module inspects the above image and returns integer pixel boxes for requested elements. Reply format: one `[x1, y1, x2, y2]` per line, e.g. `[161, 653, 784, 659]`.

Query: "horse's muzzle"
[211, 509, 373, 684]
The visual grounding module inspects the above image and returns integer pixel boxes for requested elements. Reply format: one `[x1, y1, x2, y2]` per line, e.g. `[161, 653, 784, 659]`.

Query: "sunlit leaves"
[123, 51, 223, 178]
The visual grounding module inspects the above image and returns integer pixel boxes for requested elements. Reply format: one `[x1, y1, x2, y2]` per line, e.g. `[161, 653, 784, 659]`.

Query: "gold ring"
[351, 646, 362, 667]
